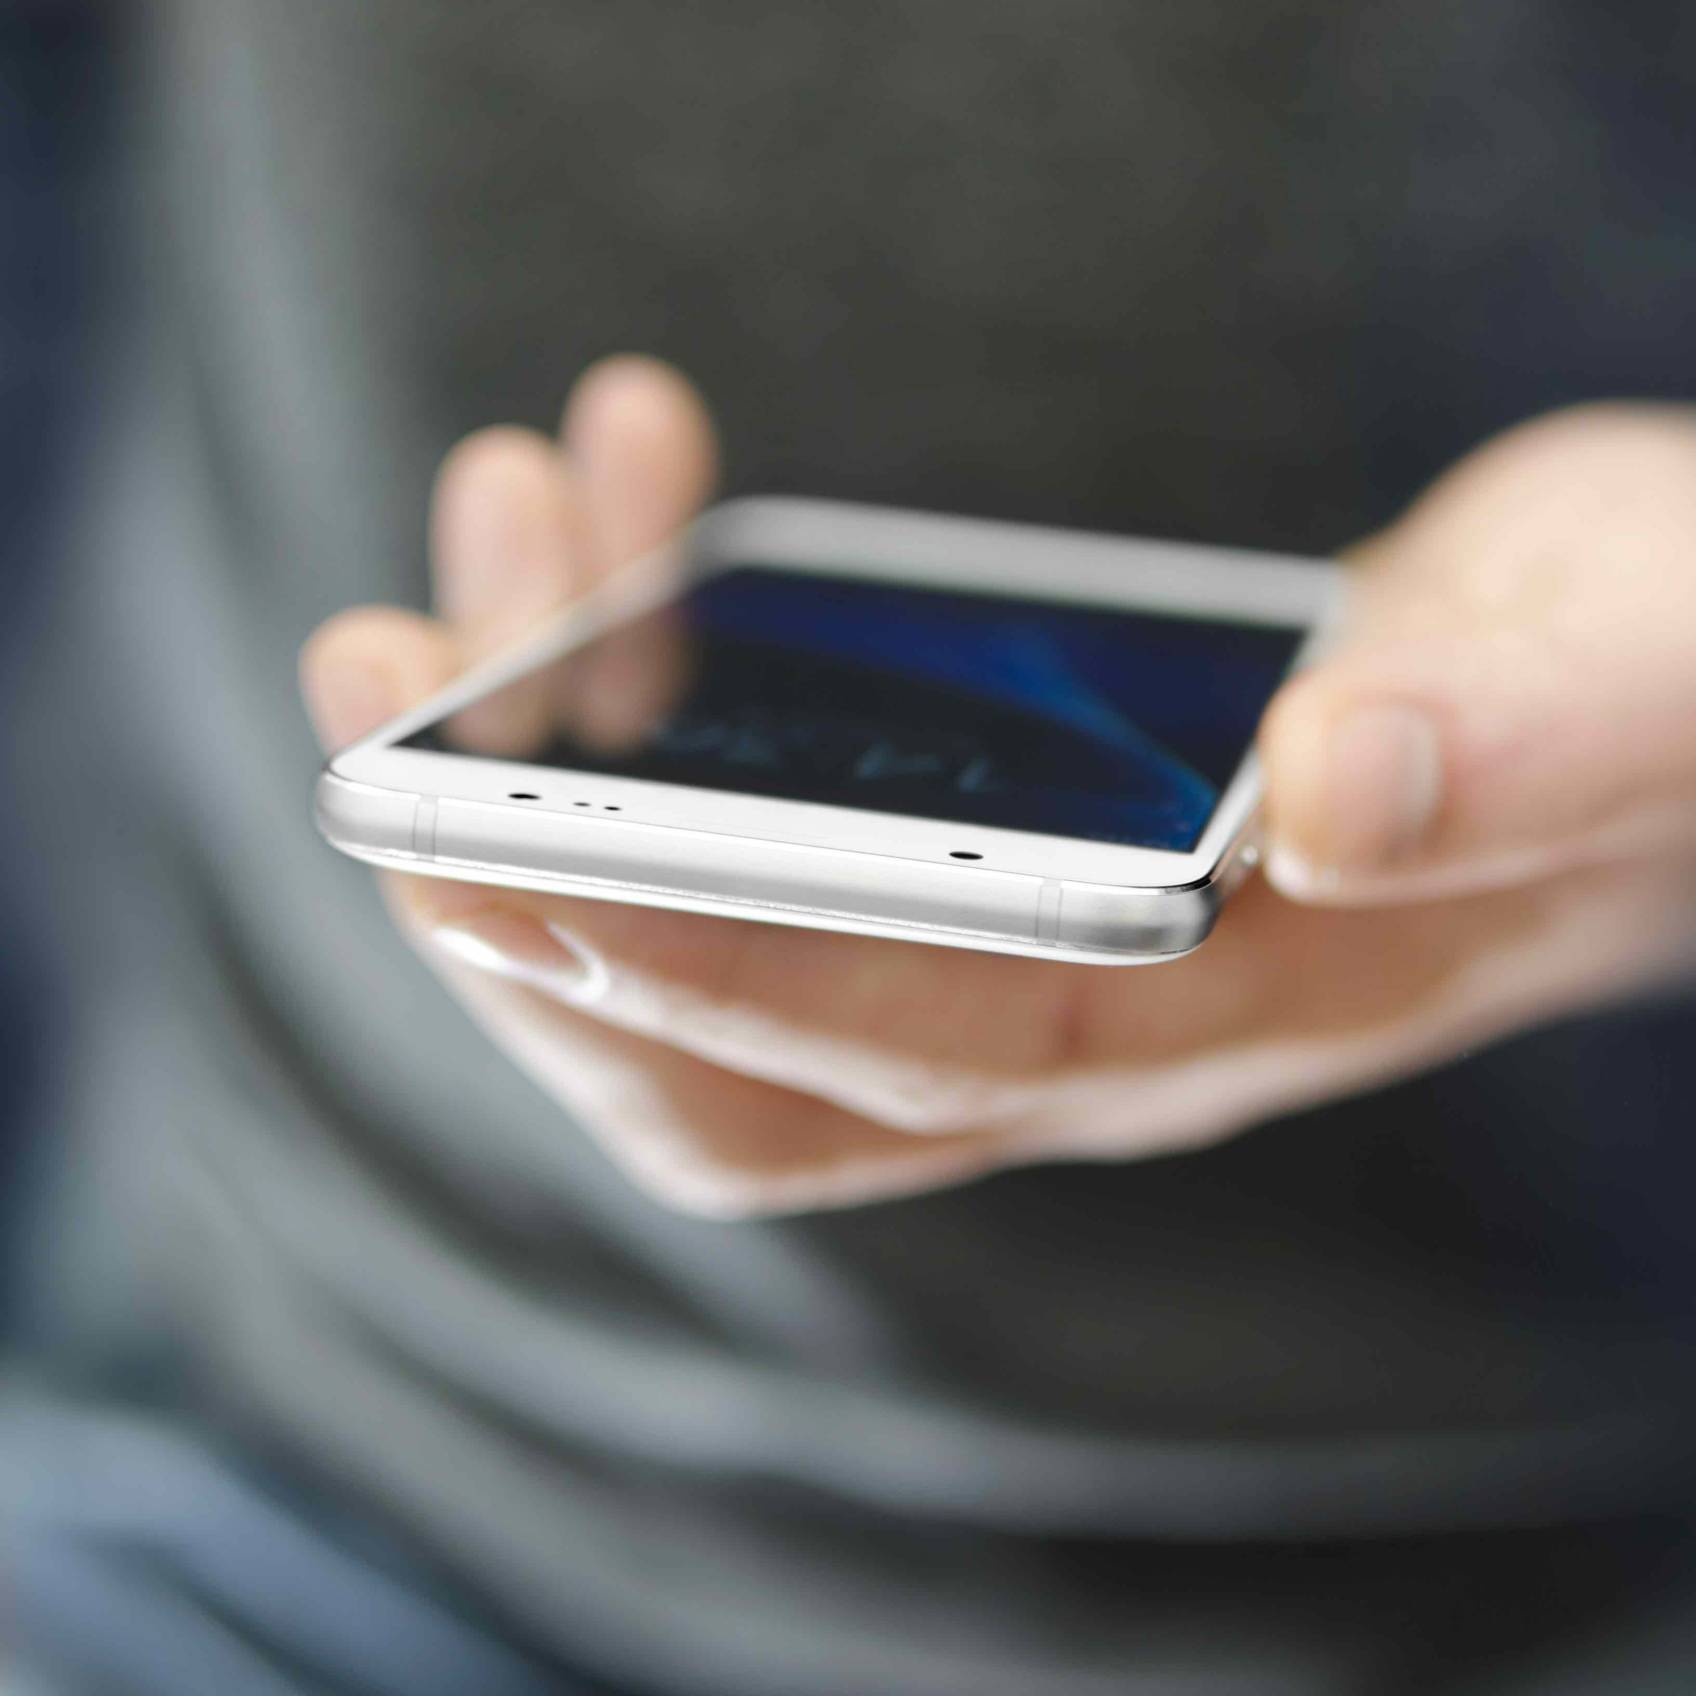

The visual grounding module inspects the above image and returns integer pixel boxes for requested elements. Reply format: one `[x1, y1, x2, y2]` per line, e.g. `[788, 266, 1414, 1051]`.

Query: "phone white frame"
[318, 497, 1342, 964]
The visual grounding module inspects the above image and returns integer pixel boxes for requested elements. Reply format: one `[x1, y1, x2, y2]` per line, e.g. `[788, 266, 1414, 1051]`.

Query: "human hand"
[302, 370, 1696, 1215]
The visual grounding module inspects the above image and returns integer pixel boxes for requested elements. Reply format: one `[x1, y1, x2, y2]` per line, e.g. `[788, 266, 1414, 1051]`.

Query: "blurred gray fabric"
[0, 1384, 576, 1696]
[9, 2, 1696, 1691]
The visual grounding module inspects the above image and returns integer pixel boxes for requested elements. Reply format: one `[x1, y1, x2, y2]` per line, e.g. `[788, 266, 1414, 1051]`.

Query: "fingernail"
[430, 909, 607, 1005]
[309, 661, 393, 751]
[1270, 703, 1441, 893]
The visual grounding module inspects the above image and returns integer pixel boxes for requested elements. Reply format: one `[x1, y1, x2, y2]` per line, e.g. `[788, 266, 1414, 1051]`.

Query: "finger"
[431, 361, 718, 756]
[1041, 856, 1696, 1163]
[398, 800, 1693, 1132]
[393, 874, 1084, 1134]
[431, 424, 588, 650]
[392, 824, 1696, 1146]
[424, 941, 1004, 1217]
[562, 353, 719, 569]
[430, 425, 589, 754]
[299, 605, 459, 754]
[558, 356, 717, 748]
[394, 865, 1526, 1139]
[431, 359, 717, 644]
[1261, 404, 1696, 903]
[545, 601, 692, 757]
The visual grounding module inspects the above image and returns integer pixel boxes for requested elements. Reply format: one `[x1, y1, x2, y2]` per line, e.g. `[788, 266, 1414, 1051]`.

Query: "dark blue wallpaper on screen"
[407, 565, 1304, 851]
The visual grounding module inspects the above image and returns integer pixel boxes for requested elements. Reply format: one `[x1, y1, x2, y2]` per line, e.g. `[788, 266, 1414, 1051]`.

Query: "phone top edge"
[316, 762, 1235, 963]
[324, 747, 1245, 893]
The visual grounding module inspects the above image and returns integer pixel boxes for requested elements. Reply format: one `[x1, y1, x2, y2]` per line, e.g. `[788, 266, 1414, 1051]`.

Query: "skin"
[300, 358, 1696, 1217]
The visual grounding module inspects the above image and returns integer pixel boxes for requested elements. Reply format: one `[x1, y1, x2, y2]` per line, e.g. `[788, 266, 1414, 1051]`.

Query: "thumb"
[1259, 406, 1696, 904]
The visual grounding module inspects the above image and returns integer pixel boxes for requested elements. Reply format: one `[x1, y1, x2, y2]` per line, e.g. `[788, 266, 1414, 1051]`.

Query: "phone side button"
[1035, 879, 1064, 944]
[315, 771, 424, 860]
[412, 797, 438, 860]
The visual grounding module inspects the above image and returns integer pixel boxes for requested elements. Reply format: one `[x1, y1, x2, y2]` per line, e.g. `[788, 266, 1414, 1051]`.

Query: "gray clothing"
[10, 2, 1696, 1691]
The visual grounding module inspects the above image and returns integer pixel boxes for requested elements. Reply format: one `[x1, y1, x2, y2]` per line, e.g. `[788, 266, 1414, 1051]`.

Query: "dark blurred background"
[0, 4, 110, 1281]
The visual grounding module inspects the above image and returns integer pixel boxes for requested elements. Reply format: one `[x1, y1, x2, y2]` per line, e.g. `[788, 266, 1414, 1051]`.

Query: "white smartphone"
[317, 498, 1341, 965]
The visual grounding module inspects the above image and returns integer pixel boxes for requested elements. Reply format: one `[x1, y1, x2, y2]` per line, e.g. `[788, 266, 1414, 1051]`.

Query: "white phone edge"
[316, 496, 1344, 966]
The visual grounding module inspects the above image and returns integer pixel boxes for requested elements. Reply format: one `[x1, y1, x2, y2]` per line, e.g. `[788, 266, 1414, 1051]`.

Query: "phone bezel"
[328, 498, 1340, 899]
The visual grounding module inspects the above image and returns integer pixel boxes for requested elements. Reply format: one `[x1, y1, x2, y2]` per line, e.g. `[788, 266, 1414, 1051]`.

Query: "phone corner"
[1050, 849, 1251, 961]
[313, 766, 419, 859]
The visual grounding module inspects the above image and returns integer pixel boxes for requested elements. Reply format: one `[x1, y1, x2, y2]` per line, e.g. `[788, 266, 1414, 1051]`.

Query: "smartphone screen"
[399, 566, 1304, 851]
